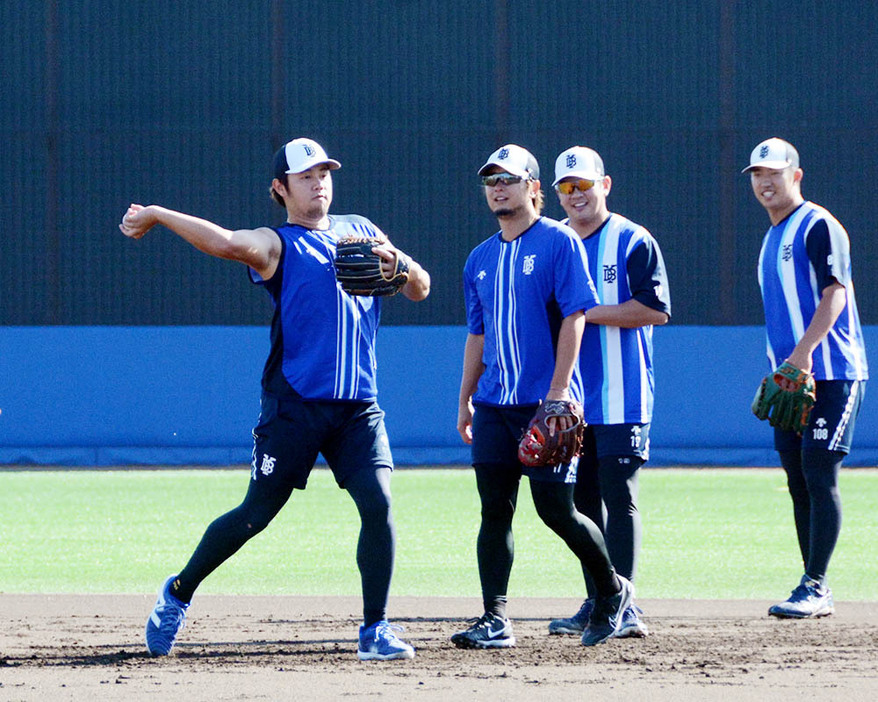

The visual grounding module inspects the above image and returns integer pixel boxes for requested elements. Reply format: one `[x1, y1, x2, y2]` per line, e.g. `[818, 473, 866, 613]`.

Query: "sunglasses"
[481, 173, 524, 187]
[555, 178, 603, 195]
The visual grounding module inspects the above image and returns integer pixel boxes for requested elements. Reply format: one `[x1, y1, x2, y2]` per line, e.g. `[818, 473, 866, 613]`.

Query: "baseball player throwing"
[120, 137, 430, 660]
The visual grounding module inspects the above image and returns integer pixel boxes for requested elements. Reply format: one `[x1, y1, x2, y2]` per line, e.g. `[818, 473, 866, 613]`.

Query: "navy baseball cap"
[742, 138, 800, 173]
[478, 144, 540, 180]
[273, 138, 341, 180]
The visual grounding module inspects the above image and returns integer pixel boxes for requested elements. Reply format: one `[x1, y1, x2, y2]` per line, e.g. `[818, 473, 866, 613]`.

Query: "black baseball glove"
[334, 234, 410, 296]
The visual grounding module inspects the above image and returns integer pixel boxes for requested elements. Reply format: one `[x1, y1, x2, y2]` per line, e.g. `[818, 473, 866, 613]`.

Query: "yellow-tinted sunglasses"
[555, 178, 602, 195]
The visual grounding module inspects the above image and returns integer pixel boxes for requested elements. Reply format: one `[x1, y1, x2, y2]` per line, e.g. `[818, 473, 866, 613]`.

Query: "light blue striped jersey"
[757, 201, 868, 381]
[250, 215, 385, 401]
[574, 214, 671, 424]
[464, 217, 599, 406]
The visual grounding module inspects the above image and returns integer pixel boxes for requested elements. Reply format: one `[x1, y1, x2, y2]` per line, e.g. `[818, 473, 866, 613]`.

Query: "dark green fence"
[2, 1, 876, 326]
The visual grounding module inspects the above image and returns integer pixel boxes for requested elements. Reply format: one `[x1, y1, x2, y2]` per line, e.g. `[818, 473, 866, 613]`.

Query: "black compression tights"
[173, 467, 395, 626]
[474, 463, 617, 618]
[778, 449, 844, 581]
[573, 455, 643, 597]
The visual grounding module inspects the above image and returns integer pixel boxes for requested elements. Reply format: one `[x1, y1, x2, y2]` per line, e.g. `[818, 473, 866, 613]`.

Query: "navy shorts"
[774, 379, 865, 455]
[471, 404, 577, 484]
[580, 423, 650, 461]
[250, 391, 394, 490]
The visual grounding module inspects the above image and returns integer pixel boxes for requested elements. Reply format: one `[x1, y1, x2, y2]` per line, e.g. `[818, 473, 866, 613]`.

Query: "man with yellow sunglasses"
[547, 146, 671, 640]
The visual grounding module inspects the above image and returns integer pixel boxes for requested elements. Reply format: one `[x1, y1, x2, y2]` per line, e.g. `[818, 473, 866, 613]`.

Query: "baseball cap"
[477, 144, 540, 180]
[273, 138, 341, 180]
[552, 146, 605, 186]
[741, 138, 799, 173]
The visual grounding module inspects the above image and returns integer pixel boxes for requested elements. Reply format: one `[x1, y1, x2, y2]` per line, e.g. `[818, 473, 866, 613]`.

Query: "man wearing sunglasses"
[454, 144, 634, 650]
[547, 146, 671, 640]
[119, 137, 430, 662]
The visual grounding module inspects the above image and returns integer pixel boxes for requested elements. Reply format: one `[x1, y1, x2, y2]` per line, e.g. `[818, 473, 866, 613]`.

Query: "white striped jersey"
[575, 214, 671, 424]
[757, 201, 868, 381]
[250, 215, 385, 401]
[464, 217, 599, 406]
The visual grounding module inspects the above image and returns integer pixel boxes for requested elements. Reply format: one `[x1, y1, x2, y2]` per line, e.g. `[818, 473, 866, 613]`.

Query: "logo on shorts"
[813, 417, 829, 441]
[257, 453, 276, 477]
[523, 254, 536, 275]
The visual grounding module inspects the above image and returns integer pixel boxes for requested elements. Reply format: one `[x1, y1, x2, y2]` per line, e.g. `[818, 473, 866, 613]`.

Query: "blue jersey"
[757, 201, 868, 381]
[250, 215, 385, 401]
[464, 217, 599, 406]
[574, 214, 671, 424]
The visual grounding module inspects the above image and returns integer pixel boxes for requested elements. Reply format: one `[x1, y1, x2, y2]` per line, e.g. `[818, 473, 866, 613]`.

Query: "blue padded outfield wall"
[1, 326, 875, 467]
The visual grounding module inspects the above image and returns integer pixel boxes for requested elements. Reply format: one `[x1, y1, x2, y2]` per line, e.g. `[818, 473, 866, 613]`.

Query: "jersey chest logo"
[603, 263, 618, 284]
[522, 254, 536, 275]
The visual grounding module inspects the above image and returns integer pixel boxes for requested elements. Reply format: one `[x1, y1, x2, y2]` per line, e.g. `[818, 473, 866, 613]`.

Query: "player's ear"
[272, 177, 287, 196]
[602, 175, 613, 195]
[792, 168, 803, 185]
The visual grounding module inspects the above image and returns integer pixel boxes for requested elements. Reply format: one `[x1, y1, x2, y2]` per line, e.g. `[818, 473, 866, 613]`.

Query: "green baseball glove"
[751, 361, 816, 433]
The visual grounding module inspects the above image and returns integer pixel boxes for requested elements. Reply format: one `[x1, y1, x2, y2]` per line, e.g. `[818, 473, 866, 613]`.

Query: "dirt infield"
[2, 594, 876, 701]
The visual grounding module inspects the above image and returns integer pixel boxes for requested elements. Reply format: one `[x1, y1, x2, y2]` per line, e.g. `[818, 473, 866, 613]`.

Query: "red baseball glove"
[518, 399, 586, 467]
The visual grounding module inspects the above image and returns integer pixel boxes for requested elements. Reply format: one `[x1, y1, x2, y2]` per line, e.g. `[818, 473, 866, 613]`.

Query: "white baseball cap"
[552, 146, 605, 186]
[742, 138, 799, 173]
[478, 144, 540, 180]
[273, 138, 341, 179]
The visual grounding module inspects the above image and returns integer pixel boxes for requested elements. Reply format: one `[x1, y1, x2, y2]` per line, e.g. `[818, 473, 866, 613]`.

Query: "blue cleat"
[145, 575, 189, 656]
[615, 603, 649, 638]
[581, 575, 634, 646]
[548, 598, 594, 635]
[769, 576, 834, 619]
[358, 620, 415, 661]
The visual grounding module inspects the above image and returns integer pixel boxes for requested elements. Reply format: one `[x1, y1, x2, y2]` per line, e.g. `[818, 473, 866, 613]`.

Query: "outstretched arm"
[119, 204, 281, 280]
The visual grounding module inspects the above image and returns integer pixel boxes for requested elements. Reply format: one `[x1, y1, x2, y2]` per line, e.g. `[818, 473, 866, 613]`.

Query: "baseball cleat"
[768, 576, 834, 619]
[145, 574, 189, 656]
[357, 620, 415, 661]
[451, 612, 516, 649]
[615, 603, 649, 638]
[581, 575, 634, 646]
[548, 598, 594, 635]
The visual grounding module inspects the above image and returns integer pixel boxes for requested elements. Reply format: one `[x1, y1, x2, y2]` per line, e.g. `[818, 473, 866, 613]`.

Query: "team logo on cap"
[498, 148, 509, 160]
[759, 145, 770, 158]
[303, 144, 315, 157]
[566, 154, 577, 169]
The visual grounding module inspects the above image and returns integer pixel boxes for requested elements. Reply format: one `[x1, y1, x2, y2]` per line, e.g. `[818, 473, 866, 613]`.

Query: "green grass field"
[1, 467, 876, 600]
